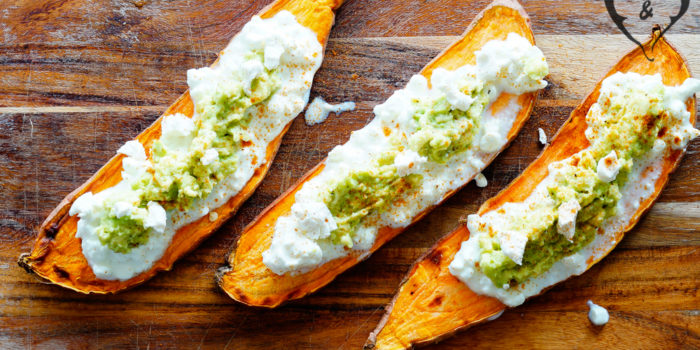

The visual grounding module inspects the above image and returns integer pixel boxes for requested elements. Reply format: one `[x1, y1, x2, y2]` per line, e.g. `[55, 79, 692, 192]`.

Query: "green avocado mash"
[408, 84, 487, 163]
[324, 154, 421, 247]
[96, 206, 152, 253]
[97, 53, 279, 253]
[478, 79, 670, 288]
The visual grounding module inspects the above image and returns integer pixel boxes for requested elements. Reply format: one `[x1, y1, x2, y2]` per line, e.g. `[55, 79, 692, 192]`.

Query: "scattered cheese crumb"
[475, 173, 488, 187]
[587, 300, 609, 326]
[557, 199, 581, 242]
[538, 127, 548, 145]
[498, 230, 528, 265]
[209, 211, 219, 222]
[304, 96, 356, 125]
[596, 150, 621, 182]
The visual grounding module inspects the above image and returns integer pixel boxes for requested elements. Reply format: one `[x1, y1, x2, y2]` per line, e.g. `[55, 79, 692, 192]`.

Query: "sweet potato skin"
[17, 0, 344, 294]
[217, 0, 538, 308]
[365, 29, 695, 350]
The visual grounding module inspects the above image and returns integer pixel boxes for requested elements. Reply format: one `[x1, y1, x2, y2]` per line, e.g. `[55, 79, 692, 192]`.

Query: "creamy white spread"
[263, 33, 548, 275]
[449, 72, 700, 307]
[304, 96, 356, 125]
[587, 300, 609, 326]
[69, 11, 323, 280]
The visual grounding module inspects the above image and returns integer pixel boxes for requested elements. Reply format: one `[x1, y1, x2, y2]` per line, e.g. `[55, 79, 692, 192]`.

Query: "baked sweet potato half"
[217, 0, 542, 307]
[365, 29, 696, 349]
[18, 0, 344, 294]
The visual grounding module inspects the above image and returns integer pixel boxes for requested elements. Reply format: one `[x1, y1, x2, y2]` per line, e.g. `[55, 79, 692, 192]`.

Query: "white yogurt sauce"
[304, 96, 356, 125]
[587, 300, 609, 326]
[449, 73, 700, 307]
[263, 33, 548, 275]
[69, 11, 323, 280]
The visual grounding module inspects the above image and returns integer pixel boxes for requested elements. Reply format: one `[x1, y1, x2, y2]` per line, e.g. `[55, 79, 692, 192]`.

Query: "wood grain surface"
[0, 0, 698, 349]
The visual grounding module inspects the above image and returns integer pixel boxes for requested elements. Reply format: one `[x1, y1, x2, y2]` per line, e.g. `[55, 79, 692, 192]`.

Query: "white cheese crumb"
[557, 199, 581, 242]
[117, 140, 147, 160]
[291, 201, 337, 240]
[596, 150, 621, 182]
[475, 173, 488, 187]
[394, 149, 427, 177]
[304, 96, 356, 125]
[201, 148, 219, 166]
[209, 211, 219, 222]
[538, 127, 548, 145]
[587, 300, 609, 326]
[497, 230, 528, 265]
[242, 60, 264, 95]
[143, 201, 167, 234]
[112, 201, 133, 218]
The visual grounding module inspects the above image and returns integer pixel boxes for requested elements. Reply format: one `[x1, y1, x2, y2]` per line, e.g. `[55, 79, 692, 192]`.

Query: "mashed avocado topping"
[408, 85, 486, 163]
[96, 212, 149, 253]
[324, 154, 422, 247]
[450, 72, 700, 305]
[263, 33, 549, 275]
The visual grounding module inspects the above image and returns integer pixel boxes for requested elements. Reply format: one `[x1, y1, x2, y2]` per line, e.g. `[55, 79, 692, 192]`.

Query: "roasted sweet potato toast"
[217, 0, 542, 307]
[365, 29, 695, 349]
[18, 0, 344, 294]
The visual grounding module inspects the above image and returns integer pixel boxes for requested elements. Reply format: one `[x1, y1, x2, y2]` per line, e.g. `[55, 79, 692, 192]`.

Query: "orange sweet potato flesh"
[365, 29, 695, 350]
[17, 0, 344, 294]
[217, 0, 539, 308]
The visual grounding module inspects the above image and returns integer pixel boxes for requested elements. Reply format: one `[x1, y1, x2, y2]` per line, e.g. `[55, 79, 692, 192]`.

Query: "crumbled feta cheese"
[394, 149, 427, 177]
[201, 148, 219, 166]
[242, 60, 265, 95]
[143, 201, 167, 234]
[497, 230, 528, 265]
[596, 150, 621, 182]
[160, 113, 196, 151]
[112, 201, 133, 218]
[557, 199, 581, 242]
[117, 140, 147, 160]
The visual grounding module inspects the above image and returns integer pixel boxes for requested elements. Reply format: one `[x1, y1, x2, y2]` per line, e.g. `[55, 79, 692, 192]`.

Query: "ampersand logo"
[604, 0, 690, 61]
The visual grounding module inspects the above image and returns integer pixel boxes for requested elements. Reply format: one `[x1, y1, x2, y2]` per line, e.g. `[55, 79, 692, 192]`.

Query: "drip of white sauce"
[587, 300, 609, 326]
[304, 96, 356, 125]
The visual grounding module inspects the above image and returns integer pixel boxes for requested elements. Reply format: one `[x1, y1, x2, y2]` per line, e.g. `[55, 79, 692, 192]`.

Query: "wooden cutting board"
[0, 0, 698, 348]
